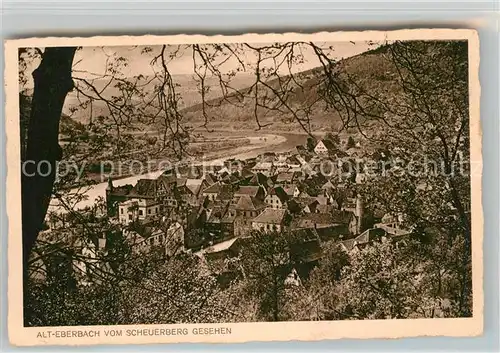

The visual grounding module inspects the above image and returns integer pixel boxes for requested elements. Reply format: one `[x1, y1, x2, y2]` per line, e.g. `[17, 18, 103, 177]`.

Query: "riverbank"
[48, 132, 294, 213]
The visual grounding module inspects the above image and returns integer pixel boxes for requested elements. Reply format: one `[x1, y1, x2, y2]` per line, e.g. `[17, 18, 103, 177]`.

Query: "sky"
[22, 40, 379, 88]
[72, 41, 376, 77]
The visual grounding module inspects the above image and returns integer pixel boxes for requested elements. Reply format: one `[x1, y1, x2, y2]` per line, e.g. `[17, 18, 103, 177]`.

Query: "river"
[49, 132, 307, 213]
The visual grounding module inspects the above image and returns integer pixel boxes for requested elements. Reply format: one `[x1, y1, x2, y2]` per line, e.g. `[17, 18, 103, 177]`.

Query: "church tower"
[355, 194, 364, 234]
[105, 177, 114, 215]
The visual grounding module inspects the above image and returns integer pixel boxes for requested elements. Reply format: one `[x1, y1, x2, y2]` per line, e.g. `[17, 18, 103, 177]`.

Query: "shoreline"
[49, 133, 291, 213]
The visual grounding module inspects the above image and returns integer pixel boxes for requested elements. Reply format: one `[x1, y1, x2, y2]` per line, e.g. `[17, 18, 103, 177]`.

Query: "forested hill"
[180, 44, 397, 133]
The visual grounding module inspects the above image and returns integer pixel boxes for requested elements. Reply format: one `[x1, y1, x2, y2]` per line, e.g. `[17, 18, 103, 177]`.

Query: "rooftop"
[235, 185, 262, 198]
[252, 208, 286, 224]
[235, 195, 267, 211]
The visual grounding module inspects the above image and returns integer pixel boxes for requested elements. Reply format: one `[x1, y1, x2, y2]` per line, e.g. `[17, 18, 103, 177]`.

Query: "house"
[177, 178, 209, 206]
[204, 173, 218, 186]
[331, 209, 359, 235]
[296, 145, 306, 154]
[316, 204, 336, 214]
[251, 162, 274, 176]
[203, 237, 241, 262]
[73, 235, 109, 285]
[260, 152, 277, 163]
[286, 155, 302, 169]
[164, 221, 185, 256]
[283, 184, 301, 198]
[321, 180, 336, 192]
[316, 191, 335, 206]
[237, 168, 255, 182]
[156, 174, 179, 207]
[353, 227, 386, 250]
[265, 186, 289, 209]
[128, 178, 161, 199]
[248, 172, 273, 188]
[374, 223, 412, 244]
[252, 208, 288, 233]
[346, 147, 361, 157]
[275, 172, 296, 186]
[118, 198, 161, 225]
[303, 199, 320, 214]
[220, 211, 237, 239]
[219, 172, 238, 186]
[234, 185, 265, 202]
[294, 213, 335, 229]
[202, 183, 225, 202]
[314, 139, 336, 155]
[205, 202, 231, 241]
[284, 268, 302, 287]
[289, 228, 323, 264]
[233, 195, 267, 236]
[105, 178, 134, 215]
[339, 238, 357, 254]
[126, 221, 185, 256]
[314, 224, 349, 242]
[380, 212, 406, 228]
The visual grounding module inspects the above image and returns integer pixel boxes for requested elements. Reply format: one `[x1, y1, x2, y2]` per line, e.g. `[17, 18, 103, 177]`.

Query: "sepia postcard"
[5, 29, 483, 346]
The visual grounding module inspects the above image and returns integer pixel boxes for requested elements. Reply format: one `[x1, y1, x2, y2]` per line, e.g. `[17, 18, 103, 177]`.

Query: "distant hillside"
[181, 44, 396, 133]
[22, 44, 399, 137]
[62, 73, 255, 126]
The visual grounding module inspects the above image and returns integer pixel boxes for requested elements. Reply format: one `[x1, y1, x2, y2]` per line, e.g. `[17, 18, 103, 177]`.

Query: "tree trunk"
[22, 47, 76, 279]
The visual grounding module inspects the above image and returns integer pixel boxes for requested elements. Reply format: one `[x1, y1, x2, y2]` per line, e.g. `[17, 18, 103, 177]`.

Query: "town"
[36, 134, 413, 287]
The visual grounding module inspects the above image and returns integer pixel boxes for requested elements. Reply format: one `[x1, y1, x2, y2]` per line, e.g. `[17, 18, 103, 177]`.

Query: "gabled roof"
[248, 172, 270, 186]
[354, 228, 386, 244]
[316, 194, 331, 206]
[286, 155, 301, 165]
[316, 139, 336, 151]
[296, 213, 336, 228]
[252, 208, 286, 224]
[109, 184, 134, 196]
[235, 195, 267, 211]
[204, 173, 218, 185]
[235, 185, 262, 198]
[305, 199, 320, 209]
[283, 184, 299, 197]
[314, 225, 347, 241]
[129, 178, 158, 198]
[331, 210, 355, 225]
[176, 178, 187, 187]
[321, 180, 335, 190]
[375, 224, 412, 238]
[295, 196, 317, 208]
[216, 184, 234, 201]
[340, 238, 356, 252]
[267, 186, 289, 203]
[276, 172, 295, 183]
[203, 183, 222, 194]
[239, 168, 255, 179]
[252, 162, 274, 170]
[222, 172, 241, 184]
[296, 145, 307, 153]
[156, 174, 177, 186]
[291, 227, 319, 242]
[184, 179, 205, 196]
[206, 207, 226, 224]
[204, 237, 239, 254]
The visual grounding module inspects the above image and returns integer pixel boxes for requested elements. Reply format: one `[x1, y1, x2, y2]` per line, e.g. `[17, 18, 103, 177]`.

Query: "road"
[49, 132, 306, 213]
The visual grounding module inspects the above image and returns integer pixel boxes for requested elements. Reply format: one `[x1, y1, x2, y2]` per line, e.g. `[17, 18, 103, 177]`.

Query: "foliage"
[20, 39, 473, 325]
[306, 136, 317, 152]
